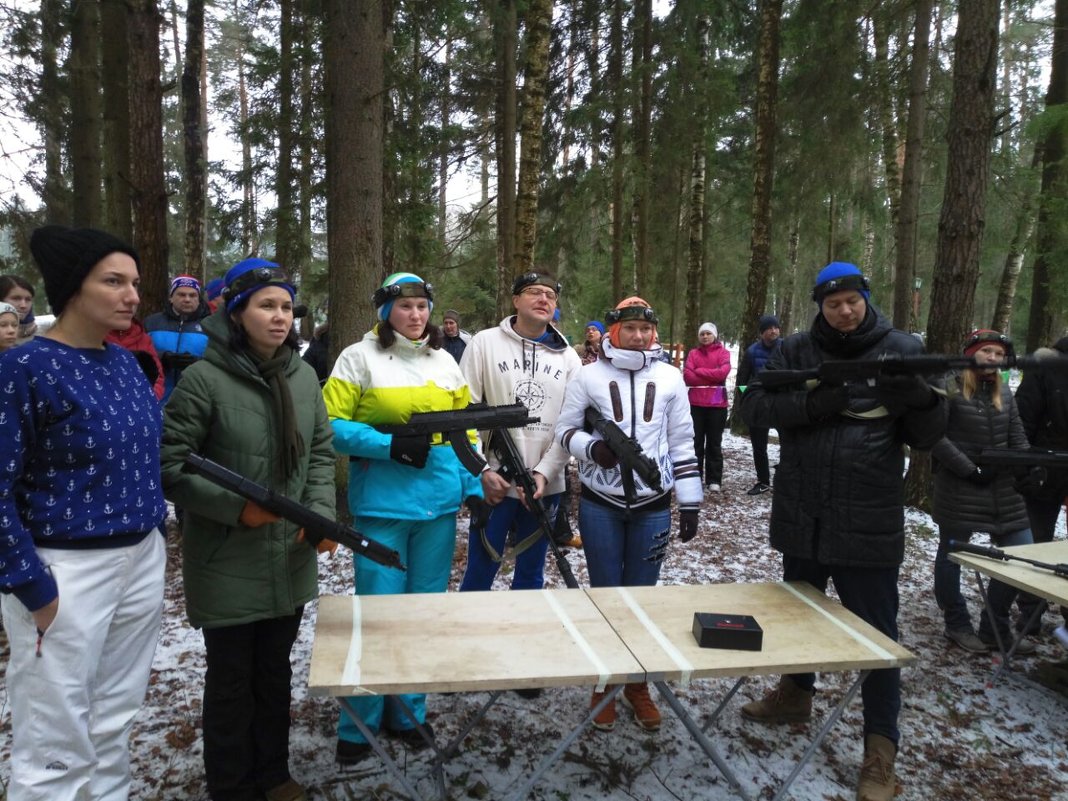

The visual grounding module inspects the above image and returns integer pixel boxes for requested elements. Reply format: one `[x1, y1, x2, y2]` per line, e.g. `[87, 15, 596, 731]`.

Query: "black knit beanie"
[29, 225, 141, 315]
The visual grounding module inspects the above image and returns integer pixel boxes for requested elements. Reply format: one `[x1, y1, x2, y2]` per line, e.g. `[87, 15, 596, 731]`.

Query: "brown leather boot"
[739, 676, 813, 723]
[856, 734, 898, 801]
[590, 686, 617, 731]
[622, 682, 661, 731]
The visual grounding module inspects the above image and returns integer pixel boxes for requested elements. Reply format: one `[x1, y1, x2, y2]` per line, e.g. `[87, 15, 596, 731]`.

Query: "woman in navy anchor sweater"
[0, 225, 167, 801]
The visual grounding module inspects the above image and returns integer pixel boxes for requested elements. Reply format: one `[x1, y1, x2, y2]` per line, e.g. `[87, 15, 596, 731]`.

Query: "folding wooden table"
[950, 540, 1068, 682]
[308, 582, 914, 801]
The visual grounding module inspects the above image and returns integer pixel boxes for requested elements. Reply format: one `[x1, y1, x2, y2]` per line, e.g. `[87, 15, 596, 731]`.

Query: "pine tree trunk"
[631, 0, 652, 294]
[324, 0, 383, 363]
[740, 0, 782, 351]
[275, 0, 299, 278]
[438, 39, 450, 243]
[40, 0, 68, 223]
[494, 0, 517, 319]
[127, 0, 169, 318]
[906, 0, 1000, 512]
[1027, 0, 1068, 351]
[513, 0, 552, 274]
[893, 0, 932, 332]
[992, 146, 1041, 333]
[609, 0, 625, 299]
[182, 0, 207, 279]
[684, 13, 709, 341]
[101, 0, 131, 240]
[237, 38, 255, 255]
[298, 0, 315, 303]
[70, 0, 102, 228]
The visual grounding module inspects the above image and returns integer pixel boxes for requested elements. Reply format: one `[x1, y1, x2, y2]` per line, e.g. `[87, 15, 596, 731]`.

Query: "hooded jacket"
[556, 339, 703, 510]
[323, 326, 483, 520]
[106, 317, 165, 400]
[144, 299, 213, 399]
[1014, 336, 1068, 500]
[931, 374, 1029, 535]
[460, 316, 581, 496]
[740, 306, 945, 568]
[160, 310, 335, 629]
[683, 340, 731, 407]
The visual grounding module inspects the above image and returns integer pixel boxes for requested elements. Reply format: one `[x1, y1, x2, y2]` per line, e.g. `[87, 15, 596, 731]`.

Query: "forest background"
[0, 0, 1066, 374]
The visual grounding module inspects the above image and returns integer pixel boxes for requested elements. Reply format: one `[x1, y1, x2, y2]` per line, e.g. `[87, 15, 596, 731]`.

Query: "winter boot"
[590, 686, 617, 731]
[740, 676, 813, 724]
[622, 682, 661, 731]
[856, 734, 898, 801]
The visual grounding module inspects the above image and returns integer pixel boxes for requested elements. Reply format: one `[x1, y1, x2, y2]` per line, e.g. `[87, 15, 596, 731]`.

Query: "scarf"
[254, 347, 305, 480]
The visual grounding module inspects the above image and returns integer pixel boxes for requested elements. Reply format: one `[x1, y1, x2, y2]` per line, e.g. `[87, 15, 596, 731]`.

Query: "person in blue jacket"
[144, 274, 212, 400]
[322, 272, 485, 764]
[737, 314, 782, 495]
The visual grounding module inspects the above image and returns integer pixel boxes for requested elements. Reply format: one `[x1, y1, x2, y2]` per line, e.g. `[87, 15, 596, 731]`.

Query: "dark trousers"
[202, 609, 304, 801]
[691, 405, 727, 485]
[782, 555, 901, 746]
[750, 426, 771, 485]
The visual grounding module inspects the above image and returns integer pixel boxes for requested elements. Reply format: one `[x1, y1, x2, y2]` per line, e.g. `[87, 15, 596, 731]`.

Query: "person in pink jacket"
[683, 322, 732, 491]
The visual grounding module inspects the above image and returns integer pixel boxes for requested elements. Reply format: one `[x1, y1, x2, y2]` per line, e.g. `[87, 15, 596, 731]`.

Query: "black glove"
[465, 496, 492, 529]
[805, 384, 850, 421]
[591, 440, 619, 469]
[966, 465, 997, 485]
[389, 434, 430, 469]
[678, 509, 699, 543]
[1013, 465, 1047, 496]
[875, 373, 934, 409]
[133, 350, 160, 384]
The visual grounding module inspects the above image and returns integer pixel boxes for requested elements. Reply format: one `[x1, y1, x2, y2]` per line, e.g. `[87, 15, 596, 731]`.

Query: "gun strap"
[478, 525, 544, 563]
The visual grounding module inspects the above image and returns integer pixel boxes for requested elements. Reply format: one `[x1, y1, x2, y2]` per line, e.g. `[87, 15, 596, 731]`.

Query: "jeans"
[338, 514, 457, 745]
[202, 610, 304, 801]
[578, 498, 671, 588]
[750, 426, 771, 485]
[934, 526, 1032, 638]
[460, 495, 560, 591]
[691, 405, 727, 485]
[782, 555, 901, 746]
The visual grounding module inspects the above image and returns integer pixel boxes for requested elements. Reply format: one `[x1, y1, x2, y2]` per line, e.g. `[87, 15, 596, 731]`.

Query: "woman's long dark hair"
[0, 275, 35, 299]
[225, 298, 301, 355]
[377, 317, 442, 350]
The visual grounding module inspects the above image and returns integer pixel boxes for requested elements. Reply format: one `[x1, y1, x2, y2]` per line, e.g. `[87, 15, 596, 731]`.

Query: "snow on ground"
[2, 431, 1067, 801]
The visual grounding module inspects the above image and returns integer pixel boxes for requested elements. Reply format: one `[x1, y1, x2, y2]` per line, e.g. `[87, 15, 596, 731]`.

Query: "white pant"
[1, 532, 166, 801]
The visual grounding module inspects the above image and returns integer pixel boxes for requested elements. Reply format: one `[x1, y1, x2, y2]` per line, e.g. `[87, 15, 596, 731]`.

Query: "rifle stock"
[375, 402, 539, 475]
[183, 453, 405, 571]
[758, 353, 1068, 391]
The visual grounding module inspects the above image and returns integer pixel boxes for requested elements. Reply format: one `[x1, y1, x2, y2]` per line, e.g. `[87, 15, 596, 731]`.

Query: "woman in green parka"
[161, 258, 334, 801]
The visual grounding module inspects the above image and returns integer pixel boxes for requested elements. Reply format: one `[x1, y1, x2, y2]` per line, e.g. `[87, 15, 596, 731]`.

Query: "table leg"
[700, 676, 748, 734]
[338, 697, 427, 801]
[505, 684, 625, 801]
[653, 681, 751, 801]
[973, 570, 1044, 686]
[768, 670, 868, 801]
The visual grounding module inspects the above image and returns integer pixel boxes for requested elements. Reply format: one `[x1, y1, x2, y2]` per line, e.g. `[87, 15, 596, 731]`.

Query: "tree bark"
[40, 0, 68, 223]
[100, 0, 131, 240]
[1027, 0, 1068, 351]
[893, 0, 933, 332]
[740, 0, 783, 352]
[907, 0, 1000, 512]
[69, 0, 102, 227]
[992, 146, 1041, 333]
[127, 0, 169, 317]
[494, 0, 517, 319]
[237, 31, 255, 255]
[631, 0, 652, 294]
[275, 0, 299, 278]
[182, 0, 207, 279]
[324, 0, 384, 364]
[513, 0, 552, 274]
[609, 0, 625, 299]
[684, 13, 709, 341]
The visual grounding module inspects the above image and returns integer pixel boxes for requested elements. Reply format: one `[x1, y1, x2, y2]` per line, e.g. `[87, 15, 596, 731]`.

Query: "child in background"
[0, 302, 18, 351]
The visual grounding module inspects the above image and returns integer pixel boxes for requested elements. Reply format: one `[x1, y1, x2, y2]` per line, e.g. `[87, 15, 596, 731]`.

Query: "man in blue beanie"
[736, 313, 782, 494]
[740, 262, 945, 801]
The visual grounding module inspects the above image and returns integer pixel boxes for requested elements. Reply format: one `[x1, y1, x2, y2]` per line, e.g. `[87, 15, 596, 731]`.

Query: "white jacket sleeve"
[664, 375, 703, 509]
[556, 367, 596, 462]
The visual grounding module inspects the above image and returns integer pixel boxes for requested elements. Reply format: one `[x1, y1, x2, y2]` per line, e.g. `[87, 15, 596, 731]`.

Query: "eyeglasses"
[223, 266, 291, 300]
[519, 287, 558, 301]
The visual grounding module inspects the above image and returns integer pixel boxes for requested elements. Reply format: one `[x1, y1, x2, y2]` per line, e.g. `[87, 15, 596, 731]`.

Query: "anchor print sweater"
[0, 338, 166, 612]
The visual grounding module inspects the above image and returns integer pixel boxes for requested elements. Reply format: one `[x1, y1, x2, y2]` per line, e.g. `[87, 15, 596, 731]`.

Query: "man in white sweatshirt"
[458, 273, 581, 611]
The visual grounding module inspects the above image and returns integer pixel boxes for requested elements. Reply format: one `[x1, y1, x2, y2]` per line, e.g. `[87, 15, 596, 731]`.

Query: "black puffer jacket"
[931, 374, 1029, 534]
[741, 307, 945, 568]
[1014, 336, 1068, 501]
